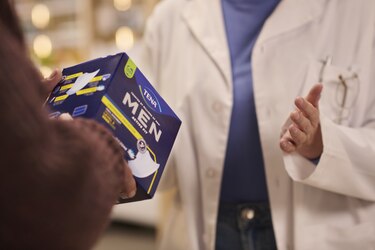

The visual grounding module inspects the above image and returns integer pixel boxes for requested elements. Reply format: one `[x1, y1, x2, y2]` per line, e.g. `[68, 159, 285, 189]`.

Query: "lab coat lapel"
[257, 0, 326, 45]
[181, 0, 232, 88]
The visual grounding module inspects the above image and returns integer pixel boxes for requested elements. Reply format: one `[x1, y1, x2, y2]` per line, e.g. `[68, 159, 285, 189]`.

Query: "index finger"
[295, 97, 320, 127]
[305, 83, 323, 107]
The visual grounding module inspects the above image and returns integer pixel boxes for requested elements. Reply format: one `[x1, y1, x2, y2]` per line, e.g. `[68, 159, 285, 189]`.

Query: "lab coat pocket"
[302, 61, 360, 126]
[302, 222, 375, 250]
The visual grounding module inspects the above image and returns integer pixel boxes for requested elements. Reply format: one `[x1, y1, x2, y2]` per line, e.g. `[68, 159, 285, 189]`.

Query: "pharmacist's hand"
[42, 69, 63, 94]
[120, 161, 137, 199]
[279, 83, 324, 160]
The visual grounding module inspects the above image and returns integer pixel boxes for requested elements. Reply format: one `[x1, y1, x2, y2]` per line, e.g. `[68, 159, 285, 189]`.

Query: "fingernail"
[128, 189, 136, 198]
[293, 111, 300, 120]
[59, 113, 73, 120]
[119, 192, 128, 200]
[296, 97, 304, 106]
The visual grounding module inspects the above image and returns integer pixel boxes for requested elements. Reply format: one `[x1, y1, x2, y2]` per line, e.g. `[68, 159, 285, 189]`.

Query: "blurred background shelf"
[15, 0, 159, 76]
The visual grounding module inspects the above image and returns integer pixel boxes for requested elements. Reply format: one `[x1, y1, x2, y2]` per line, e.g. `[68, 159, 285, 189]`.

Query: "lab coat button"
[241, 208, 255, 221]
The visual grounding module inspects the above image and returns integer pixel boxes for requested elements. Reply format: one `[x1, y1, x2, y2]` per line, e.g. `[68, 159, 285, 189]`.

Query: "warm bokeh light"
[31, 4, 50, 29]
[33, 35, 52, 58]
[114, 0, 132, 11]
[115, 26, 134, 51]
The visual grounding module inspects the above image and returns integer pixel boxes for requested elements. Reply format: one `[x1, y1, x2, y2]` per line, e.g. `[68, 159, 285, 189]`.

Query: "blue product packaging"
[46, 53, 181, 203]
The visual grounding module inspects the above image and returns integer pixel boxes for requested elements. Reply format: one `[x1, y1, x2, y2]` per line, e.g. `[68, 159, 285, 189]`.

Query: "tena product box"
[46, 53, 181, 203]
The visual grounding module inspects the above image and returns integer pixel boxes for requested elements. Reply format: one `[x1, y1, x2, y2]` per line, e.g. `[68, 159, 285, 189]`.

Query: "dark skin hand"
[41, 68, 63, 93]
[43, 69, 136, 198]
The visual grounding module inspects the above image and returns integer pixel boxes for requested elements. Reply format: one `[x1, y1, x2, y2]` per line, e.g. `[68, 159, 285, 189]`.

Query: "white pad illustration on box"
[66, 69, 100, 95]
[128, 139, 160, 178]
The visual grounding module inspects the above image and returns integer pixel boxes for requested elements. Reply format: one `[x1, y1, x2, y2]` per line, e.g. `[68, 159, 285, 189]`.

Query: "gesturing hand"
[280, 83, 324, 160]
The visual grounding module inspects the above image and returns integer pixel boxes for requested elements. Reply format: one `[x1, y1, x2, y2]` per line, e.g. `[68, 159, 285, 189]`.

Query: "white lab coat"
[135, 0, 375, 249]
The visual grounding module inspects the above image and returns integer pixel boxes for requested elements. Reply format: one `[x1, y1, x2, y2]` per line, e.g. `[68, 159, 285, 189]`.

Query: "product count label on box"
[46, 53, 181, 203]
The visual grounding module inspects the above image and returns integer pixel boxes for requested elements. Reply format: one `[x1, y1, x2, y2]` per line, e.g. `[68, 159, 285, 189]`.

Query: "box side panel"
[46, 54, 123, 118]
[46, 52, 181, 203]
[98, 53, 181, 200]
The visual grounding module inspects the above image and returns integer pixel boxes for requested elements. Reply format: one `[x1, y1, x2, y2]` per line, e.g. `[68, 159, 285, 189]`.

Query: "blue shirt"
[220, 0, 280, 202]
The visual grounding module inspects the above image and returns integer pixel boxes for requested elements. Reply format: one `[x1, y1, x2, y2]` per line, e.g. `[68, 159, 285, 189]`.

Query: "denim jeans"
[215, 202, 277, 250]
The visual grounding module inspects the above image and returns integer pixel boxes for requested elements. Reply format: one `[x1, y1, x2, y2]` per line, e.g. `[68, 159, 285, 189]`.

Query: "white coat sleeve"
[283, 35, 375, 202]
[131, 6, 178, 192]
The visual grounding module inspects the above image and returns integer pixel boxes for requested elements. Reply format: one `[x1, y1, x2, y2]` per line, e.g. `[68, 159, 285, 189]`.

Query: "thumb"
[306, 83, 323, 107]
[42, 69, 63, 89]
[58, 113, 73, 121]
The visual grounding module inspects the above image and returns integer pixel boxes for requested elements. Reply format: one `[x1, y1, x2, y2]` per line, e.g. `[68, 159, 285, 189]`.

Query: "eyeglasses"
[319, 57, 360, 124]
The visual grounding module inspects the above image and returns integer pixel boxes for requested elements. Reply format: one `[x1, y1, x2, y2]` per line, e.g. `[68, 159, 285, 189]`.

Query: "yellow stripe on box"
[54, 95, 68, 102]
[101, 95, 142, 139]
[90, 75, 103, 82]
[147, 170, 158, 194]
[61, 75, 104, 90]
[65, 72, 83, 80]
[146, 149, 158, 194]
[76, 87, 98, 95]
[60, 84, 74, 91]
[60, 75, 104, 92]
[101, 95, 158, 194]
